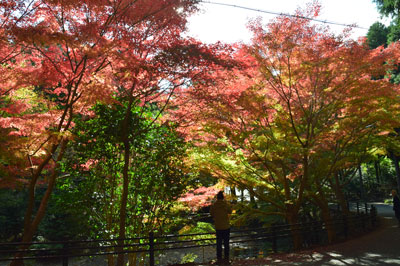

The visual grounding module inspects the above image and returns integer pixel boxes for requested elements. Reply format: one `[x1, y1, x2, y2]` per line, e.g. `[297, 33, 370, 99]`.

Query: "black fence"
[0, 204, 378, 266]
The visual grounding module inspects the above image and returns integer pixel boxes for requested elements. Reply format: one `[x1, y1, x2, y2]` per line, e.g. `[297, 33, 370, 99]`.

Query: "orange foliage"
[168, 2, 400, 209]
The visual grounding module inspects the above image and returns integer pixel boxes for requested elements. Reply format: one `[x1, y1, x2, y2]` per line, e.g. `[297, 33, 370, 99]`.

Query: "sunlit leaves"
[60, 102, 190, 238]
[168, 2, 400, 226]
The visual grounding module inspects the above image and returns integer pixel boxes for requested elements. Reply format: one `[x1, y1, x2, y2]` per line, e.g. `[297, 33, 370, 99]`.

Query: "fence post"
[272, 225, 277, 253]
[356, 202, 360, 214]
[370, 205, 377, 226]
[342, 215, 348, 239]
[149, 232, 154, 266]
[62, 256, 68, 266]
[62, 243, 69, 266]
[361, 213, 366, 232]
[313, 221, 320, 244]
[365, 202, 368, 214]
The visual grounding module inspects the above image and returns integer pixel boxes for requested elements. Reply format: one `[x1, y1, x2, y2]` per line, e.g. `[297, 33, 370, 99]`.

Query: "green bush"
[179, 222, 215, 245]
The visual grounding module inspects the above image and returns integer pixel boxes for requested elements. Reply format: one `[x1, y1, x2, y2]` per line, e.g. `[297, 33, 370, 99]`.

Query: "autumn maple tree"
[109, 26, 232, 264]
[168, 3, 400, 248]
[0, 0, 235, 265]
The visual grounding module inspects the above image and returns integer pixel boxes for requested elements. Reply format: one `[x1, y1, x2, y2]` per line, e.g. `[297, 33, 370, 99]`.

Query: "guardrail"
[0, 204, 378, 266]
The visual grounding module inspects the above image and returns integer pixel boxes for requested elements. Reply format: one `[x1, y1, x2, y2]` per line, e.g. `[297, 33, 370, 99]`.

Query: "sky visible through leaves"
[187, 0, 389, 43]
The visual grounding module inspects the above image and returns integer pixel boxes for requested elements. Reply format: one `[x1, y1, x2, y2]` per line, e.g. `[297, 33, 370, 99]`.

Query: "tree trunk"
[230, 186, 236, 197]
[358, 165, 365, 201]
[309, 191, 336, 244]
[116, 100, 133, 266]
[10, 175, 57, 266]
[319, 202, 336, 243]
[330, 173, 350, 217]
[116, 143, 129, 266]
[106, 174, 117, 266]
[392, 154, 400, 193]
[311, 177, 336, 243]
[281, 155, 308, 251]
[10, 141, 67, 266]
[286, 209, 302, 250]
[328, 173, 356, 234]
[250, 192, 257, 208]
[374, 160, 380, 184]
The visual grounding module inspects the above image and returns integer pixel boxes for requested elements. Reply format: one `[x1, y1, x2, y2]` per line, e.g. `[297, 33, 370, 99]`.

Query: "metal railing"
[0, 204, 378, 266]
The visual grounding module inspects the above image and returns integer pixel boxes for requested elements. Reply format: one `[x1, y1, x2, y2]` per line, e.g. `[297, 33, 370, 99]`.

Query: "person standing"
[392, 190, 400, 226]
[210, 191, 232, 264]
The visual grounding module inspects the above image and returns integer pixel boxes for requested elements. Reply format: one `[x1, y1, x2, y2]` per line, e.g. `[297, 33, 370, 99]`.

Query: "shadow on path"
[229, 203, 400, 266]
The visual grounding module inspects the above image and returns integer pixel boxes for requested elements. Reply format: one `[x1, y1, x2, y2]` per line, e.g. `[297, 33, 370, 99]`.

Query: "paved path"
[230, 203, 400, 265]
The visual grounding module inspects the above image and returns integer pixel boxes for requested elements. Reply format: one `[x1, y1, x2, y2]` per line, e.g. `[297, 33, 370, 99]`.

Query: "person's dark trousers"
[216, 229, 230, 260]
[396, 211, 400, 226]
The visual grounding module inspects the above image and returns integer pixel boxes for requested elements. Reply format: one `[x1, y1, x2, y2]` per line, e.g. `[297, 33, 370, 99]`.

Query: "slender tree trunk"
[250, 192, 257, 208]
[116, 141, 130, 266]
[230, 186, 236, 197]
[116, 139, 129, 265]
[320, 204, 335, 243]
[358, 165, 365, 201]
[285, 207, 302, 250]
[10, 174, 57, 266]
[282, 170, 303, 250]
[374, 160, 380, 184]
[392, 153, 400, 193]
[330, 173, 350, 217]
[10, 141, 67, 266]
[312, 192, 335, 243]
[106, 174, 117, 266]
[116, 98, 134, 266]
[288, 154, 308, 249]
[329, 173, 356, 233]
[311, 180, 336, 243]
[128, 171, 140, 266]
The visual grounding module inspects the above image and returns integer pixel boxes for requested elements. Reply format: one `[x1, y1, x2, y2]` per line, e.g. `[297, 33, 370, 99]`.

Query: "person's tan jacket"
[210, 199, 232, 230]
